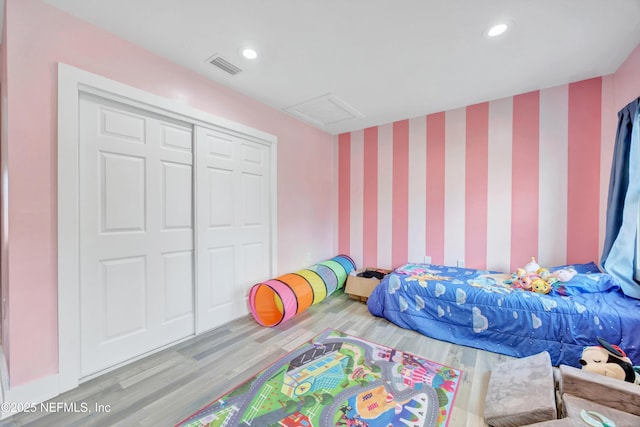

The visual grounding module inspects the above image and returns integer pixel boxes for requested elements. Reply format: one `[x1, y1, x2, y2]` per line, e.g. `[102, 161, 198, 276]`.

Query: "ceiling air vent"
[207, 54, 242, 75]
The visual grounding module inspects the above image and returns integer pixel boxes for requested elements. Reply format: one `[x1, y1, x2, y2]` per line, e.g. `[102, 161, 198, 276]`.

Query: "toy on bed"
[510, 257, 578, 294]
[579, 337, 640, 384]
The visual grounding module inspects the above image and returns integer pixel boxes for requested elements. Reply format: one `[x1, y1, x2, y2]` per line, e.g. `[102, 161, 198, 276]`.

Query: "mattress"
[367, 262, 640, 367]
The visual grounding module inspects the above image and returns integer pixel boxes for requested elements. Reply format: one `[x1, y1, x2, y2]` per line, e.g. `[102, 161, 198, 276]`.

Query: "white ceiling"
[41, 0, 640, 135]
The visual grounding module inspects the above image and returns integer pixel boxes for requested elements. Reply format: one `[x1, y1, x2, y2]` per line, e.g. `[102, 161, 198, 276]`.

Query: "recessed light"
[487, 23, 508, 37]
[241, 48, 258, 60]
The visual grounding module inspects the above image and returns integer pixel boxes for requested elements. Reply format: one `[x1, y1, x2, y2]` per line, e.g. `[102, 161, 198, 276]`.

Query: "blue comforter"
[367, 263, 640, 367]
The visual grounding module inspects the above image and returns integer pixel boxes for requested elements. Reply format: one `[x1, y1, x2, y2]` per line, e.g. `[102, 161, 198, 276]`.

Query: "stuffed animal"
[551, 267, 577, 282]
[511, 268, 533, 290]
[510, 258, 553, 294]
[524, 257, 540, 273]
[579, 337, 640, 384]
[531, 278, 551, 294]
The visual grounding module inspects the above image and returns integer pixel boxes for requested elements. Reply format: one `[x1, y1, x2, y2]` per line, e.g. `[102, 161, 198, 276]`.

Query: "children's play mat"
[176, 329, 462, 427]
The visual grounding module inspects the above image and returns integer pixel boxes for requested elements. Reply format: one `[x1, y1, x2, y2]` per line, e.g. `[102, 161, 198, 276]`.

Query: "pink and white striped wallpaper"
[338, 78, 605, 273]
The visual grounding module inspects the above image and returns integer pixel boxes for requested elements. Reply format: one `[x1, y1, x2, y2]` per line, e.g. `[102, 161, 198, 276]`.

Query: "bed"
[367, 262, 640, 367]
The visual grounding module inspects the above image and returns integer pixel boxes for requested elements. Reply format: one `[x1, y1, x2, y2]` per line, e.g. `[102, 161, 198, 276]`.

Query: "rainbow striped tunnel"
[248, 254, 356, 327]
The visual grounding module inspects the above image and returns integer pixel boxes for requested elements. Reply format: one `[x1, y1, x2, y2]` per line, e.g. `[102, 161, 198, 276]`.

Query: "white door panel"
[100, 106, 146, 143]
[101, 255, 147, 339]
[242, 242, 268, 284]
[241, 172, 264, 225]
[162, 161, 193, 229]
[79, 95, 194, 376]
[160, 122, 193, 152]
[196, 127, 272, 333]
[208, 246, 235, 306]
[162, 250, 194, 322]
[208, 167, 235, 226]
[100, 152, 146, 232]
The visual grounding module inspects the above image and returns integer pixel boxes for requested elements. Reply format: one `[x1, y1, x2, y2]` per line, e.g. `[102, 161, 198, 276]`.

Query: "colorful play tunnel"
[248, 254, 356, 327]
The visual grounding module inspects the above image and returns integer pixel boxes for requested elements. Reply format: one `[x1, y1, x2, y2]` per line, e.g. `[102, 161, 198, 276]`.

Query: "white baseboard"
[0, 372, 60, 420]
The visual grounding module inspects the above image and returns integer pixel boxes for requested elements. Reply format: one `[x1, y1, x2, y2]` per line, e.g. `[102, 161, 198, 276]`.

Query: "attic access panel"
[284, 93, 363, 127]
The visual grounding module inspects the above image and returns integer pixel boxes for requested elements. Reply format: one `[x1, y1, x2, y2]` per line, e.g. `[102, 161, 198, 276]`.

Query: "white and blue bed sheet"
[367, 262, 640, 367]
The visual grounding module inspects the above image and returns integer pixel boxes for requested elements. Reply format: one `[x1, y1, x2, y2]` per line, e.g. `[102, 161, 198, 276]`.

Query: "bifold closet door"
[195, 126, 271, 333]
[78, 94, 195, 377]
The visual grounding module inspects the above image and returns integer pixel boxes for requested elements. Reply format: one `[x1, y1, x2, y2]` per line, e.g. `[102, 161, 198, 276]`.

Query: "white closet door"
[79, 94, 194, 376]
[195, 127, 271, 333]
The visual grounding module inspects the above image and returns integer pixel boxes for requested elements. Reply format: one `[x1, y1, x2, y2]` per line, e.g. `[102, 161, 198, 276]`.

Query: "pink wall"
[338, 60, 640, 273]
[1, 2, 7, 370]
[610, 44, 640, 109]
[2, 0, 335, 387]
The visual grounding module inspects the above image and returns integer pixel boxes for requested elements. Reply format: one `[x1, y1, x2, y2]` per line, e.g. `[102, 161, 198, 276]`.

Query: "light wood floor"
[1, 292, 514, 427]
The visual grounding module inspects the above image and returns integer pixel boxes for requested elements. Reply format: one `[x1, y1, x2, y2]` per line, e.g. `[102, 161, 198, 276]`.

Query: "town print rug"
[175, 329, 462, 427]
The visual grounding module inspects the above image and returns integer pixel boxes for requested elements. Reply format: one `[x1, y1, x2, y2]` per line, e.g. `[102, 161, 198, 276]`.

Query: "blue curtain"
[601, 98, 640, 299]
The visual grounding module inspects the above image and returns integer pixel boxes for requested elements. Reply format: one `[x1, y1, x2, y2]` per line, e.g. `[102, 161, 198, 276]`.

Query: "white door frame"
[57, 63, 277, 394]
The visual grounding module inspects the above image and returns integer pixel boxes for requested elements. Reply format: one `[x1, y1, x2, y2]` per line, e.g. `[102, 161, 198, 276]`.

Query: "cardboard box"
[344, 268, 392, 302]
